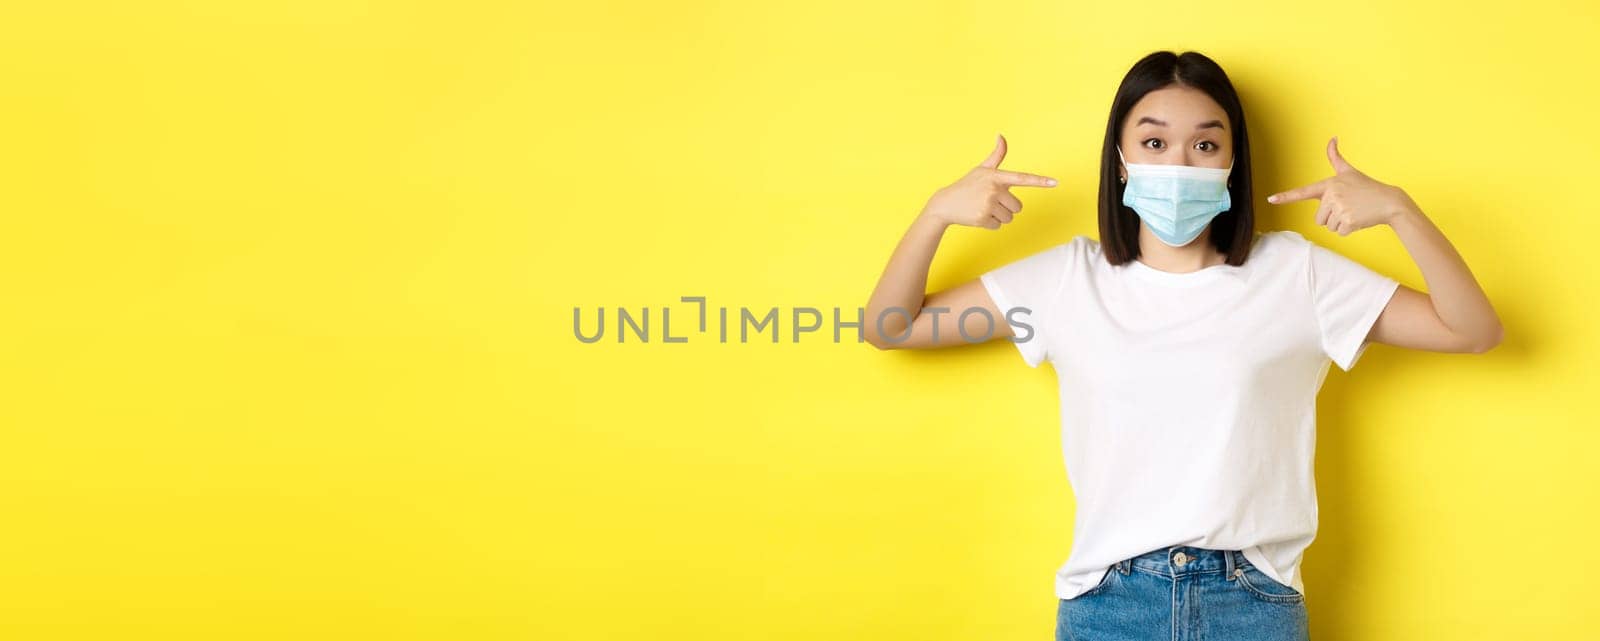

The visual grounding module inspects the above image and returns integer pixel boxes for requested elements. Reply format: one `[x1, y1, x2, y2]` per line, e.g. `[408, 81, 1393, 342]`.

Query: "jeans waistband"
[1114, 545, 1252, 577]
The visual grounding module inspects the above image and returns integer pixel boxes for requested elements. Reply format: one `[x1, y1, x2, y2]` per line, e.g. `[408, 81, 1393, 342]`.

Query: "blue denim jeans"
[1056, 546, 1309, 641]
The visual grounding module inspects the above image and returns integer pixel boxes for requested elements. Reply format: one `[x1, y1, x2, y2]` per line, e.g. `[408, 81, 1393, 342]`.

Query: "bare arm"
[1367, 206, 1503, 352]
[863, 217, 1009, 350]
[864, 135, 1056, 350]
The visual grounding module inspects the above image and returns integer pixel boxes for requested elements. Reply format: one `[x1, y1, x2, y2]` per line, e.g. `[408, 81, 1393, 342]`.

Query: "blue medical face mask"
[1117, 146, 1235, 247]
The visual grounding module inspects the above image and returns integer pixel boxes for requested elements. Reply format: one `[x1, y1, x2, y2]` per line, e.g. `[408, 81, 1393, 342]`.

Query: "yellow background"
[2, 1, 1596, 639]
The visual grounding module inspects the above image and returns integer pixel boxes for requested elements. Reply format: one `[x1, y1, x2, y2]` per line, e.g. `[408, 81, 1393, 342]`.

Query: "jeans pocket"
[1231, 563, 1304, 604]
[1076, 564, 1120, 598]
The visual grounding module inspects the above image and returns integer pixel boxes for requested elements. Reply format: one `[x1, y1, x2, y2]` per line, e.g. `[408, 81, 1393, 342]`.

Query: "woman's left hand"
[1266, 137, 1421, 235]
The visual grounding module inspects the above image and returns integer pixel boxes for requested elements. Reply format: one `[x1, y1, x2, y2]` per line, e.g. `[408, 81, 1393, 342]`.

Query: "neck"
[1136, 226, 1227, 273]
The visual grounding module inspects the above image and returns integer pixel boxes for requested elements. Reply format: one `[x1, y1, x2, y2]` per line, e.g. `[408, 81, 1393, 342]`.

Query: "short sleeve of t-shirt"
[978, 239, 1077, 368]
[1307, 240, 1401, 372]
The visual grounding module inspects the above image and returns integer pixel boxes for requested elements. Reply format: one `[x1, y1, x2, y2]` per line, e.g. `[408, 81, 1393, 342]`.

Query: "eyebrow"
[1135, 116, 1226, 131]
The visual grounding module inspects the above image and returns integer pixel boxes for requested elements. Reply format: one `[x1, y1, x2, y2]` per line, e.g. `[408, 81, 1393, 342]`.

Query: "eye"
[1142, 138, 1164, 150]
[1195, 141, 1217, 152]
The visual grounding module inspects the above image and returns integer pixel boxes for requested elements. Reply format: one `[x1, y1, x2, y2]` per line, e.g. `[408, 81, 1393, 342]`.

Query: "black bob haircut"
[1098, 50, 1255, 267]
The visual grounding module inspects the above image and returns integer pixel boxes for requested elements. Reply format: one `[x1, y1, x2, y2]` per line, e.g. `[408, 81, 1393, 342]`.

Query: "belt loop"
[1225, 550, 1236, 579]
[1119, 557, 1130, 575]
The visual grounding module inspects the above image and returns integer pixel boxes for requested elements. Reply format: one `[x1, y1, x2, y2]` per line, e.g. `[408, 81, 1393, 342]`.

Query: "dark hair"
[1098, 51, 1254, 266]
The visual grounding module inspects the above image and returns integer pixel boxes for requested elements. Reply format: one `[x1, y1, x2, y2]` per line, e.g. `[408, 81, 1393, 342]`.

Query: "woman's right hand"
[919, 134, 1058, 230]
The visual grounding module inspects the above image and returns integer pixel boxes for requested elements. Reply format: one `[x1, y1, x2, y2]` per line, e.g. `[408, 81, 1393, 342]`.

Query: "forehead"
[1126, 86, 1228, 127]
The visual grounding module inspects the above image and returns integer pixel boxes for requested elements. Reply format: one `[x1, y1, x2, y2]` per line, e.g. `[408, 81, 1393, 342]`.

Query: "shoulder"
[1251, 230, 1393, 288]
[982, 235, 1100, 288]
[1262, 229, 1308, 243]
[1068, 234, 1098, 255]
[1017, 234, 1099, 264]
[1255, 229, 1310, 251]
[1247, 230, 1315, 267]
[1057, 235, 1105, 272]
[1261, 229, 1369, 267]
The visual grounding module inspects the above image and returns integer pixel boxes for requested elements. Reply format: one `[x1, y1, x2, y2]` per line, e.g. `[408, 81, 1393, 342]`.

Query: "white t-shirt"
[979, 230, 1400, 600]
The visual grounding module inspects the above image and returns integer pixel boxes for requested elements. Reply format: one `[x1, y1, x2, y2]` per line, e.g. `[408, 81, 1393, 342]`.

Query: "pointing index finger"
[992, 169, 1058, 188]
[1267, 177, 1329, 204]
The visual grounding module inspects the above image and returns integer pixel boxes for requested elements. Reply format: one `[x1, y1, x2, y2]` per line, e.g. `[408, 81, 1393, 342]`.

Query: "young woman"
[862, 51, 1502, 641]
